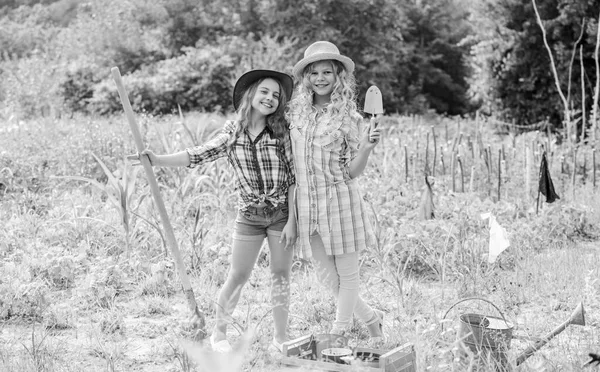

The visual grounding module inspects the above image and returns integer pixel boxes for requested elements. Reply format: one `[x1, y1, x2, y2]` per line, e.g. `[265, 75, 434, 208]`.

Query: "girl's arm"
[148, 150, 191, 167]
[127, 149, 190, 167]
[348, 117, 381, 178]
[280, 183, 297, 250]
[280, 134, 297, 250]
[128, 131, 230, 168]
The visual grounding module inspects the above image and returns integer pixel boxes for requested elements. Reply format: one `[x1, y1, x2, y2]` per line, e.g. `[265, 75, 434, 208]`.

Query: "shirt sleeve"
[341, 112, 363, 179]
[282, 133, 296, 186]
[185, 132, 229, 168]
[344, 112, 363, 159]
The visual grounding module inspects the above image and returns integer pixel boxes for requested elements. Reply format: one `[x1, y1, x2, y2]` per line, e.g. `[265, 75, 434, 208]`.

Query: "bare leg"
[266, 233, 294, 343]
[212, 237, 263, 342]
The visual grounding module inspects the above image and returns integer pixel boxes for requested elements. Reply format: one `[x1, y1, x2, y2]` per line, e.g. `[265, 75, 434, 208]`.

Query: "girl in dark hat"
[129, 70, 296, 353]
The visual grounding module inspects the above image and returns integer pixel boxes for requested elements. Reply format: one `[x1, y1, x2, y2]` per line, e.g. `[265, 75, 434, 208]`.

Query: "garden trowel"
[364, 85, 383, 141]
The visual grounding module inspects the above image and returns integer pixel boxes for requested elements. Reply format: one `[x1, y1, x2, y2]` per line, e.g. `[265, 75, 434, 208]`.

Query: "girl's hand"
[361, 118, 381, 150]
[222, 120, 237, 134]
[127, 149, 158, 167]
[279, 220, 297, 250]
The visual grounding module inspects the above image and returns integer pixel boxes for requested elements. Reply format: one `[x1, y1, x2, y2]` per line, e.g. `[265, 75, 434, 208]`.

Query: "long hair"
[228, 77, 289, 150]
[286, 60, 357, 123]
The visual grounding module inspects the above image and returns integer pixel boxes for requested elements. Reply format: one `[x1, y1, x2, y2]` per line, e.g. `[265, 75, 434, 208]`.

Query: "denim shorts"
[233, 204, 289, 242]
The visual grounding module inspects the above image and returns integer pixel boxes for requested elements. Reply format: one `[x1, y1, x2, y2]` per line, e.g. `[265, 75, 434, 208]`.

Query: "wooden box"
[281, 334, 417, 372]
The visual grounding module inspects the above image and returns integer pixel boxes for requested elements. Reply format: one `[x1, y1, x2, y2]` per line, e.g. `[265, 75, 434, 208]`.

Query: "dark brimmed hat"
[233, 70, 294, 110]
[292, 41, 355, 80]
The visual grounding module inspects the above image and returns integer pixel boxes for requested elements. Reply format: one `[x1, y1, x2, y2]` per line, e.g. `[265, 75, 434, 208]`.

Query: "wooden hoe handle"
[110, 67, 206, 338]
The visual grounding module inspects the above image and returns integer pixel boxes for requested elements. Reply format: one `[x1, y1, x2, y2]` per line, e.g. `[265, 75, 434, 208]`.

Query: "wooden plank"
[282, 334, 314, 357]
[380, 343, 417, 372]
[282, 356, 384, 372]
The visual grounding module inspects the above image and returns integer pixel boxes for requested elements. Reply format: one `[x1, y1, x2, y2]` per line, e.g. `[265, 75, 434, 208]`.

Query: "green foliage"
[89, 34, 298, 115]
[53, 153, 143, 254]
[0, 0, 476, 118]
[93, 45, 236, 115]
[470, 0, 600, 129]
[60, 68, 99, 113]
[0, 278, 48, 321]
[29, 254, 76, 289]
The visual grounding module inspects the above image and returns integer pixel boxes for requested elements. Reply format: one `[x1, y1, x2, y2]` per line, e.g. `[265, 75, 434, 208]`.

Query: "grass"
[0, 112, 599, 371]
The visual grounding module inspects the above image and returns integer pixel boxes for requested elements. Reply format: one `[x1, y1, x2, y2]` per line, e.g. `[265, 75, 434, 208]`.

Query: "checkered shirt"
[289, 109, 374, 258]
[186, 128, 295, 210]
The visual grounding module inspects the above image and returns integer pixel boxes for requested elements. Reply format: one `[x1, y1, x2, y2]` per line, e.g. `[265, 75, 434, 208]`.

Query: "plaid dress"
[289, 109, 373, 258]
[186, 127, 295, 211]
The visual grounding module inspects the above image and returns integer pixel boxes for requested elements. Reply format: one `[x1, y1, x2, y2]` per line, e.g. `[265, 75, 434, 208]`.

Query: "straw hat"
[233, 69, 294, 110]
[292, 41, 355, 79]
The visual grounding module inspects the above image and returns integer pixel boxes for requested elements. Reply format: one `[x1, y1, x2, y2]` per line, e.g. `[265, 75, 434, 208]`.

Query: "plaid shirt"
[186, 128, 295, 210]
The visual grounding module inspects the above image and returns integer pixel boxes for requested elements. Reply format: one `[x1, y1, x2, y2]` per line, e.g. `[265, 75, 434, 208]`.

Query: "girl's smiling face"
[251, 78, 281, 116]
[308, 61, 336, 99]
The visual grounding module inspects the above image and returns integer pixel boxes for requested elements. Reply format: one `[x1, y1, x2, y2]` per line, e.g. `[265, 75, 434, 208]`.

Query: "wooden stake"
[572, 147, 578, 200]
[593, 8, 600, 144]
[404, 145, 409, 183]
[486, 146, 492, 197]
[525, 147, 531, 200]
[580, 45, 586, 144]
[583, 152, 587, 184]
[497, 149, 502, 201]
[469, 166, 475, 193]
[441, 147, 446, 175]
[431, 126, 437, 177]
[425, 132, 430, 174]
[411, 153, 416, 189]
[468, 135, 474, 160]
[457, 155, 464, 192]
[451, 151, 456, 193]
[593, 149, 597, 188]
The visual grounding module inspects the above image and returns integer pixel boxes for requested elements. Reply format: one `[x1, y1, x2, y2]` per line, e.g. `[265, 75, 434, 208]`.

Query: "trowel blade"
[364, 85, 383, 115]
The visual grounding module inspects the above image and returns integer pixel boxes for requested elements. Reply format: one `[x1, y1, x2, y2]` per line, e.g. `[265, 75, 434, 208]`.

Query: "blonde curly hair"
[286, 60, 358, 123]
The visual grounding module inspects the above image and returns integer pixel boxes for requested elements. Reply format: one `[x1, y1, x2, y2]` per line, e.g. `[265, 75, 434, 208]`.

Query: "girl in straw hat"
[286, 41, 385, 340]
[129, 70, 296, 353]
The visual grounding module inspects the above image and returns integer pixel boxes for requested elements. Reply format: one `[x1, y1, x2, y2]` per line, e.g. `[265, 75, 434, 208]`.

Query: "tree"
[470, 0, 600, 131]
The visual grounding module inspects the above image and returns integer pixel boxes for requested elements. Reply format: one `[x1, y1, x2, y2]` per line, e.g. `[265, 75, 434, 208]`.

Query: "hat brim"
[233, 70, 294, 111]
[292, 54, 355, 80]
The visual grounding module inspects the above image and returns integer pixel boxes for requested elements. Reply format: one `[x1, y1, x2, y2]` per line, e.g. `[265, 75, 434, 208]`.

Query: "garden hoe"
[110, 67, 207, 340]
[364, 85, 383, 142]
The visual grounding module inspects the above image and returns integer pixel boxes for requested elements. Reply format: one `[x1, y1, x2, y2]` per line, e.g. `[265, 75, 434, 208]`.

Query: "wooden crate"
[281, 334, 417, 372]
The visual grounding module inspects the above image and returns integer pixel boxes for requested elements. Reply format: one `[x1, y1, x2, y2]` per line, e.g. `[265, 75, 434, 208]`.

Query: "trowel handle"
[369, 115, 378, 143]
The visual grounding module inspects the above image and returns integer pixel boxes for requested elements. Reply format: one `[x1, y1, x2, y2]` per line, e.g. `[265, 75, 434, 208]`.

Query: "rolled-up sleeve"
[282, 134, 296, 186]
[346, 113, 362, 157]
[186, 132, 229, 168]
[341, 113, 362, 178]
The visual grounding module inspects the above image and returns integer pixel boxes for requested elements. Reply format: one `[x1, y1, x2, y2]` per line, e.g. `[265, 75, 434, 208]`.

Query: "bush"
[89, 34, 298, 115]
[60, 68, 99, 113]
[0, 279, 49, 321]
